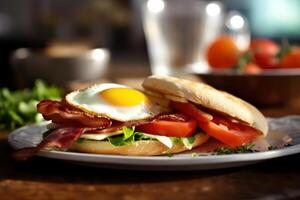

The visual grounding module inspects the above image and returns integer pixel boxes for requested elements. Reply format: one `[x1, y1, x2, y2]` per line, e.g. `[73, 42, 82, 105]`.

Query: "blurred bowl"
[195, 69, 300, 106]
[11, 47, 110, 87]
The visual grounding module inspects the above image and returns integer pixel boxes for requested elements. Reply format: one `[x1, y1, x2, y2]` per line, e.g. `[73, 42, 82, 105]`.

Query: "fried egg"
[65, 83, 169, 121]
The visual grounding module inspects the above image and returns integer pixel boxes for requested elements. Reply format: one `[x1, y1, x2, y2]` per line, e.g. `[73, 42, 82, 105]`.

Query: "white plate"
[8, 116, 300, 171]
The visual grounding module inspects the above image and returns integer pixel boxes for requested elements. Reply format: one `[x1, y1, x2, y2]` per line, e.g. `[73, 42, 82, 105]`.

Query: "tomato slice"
[170, 101, 212, 123]
[136, 119, 197, 137]
[200, 117, 259, 147]
[171, 101, 260, 147]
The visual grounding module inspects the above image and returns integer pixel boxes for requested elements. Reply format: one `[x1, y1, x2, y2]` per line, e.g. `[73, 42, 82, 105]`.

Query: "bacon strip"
[13, 127, 84, 161]
[87, 113, 191, 134]
[155, 113, 190, 122]
[37, 100, 111, 128]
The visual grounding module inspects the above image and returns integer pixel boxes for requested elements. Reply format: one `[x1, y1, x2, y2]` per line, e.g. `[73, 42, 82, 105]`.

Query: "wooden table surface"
[2, 69, 300, 200]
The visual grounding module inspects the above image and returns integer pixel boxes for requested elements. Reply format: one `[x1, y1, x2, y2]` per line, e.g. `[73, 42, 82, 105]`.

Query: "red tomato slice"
[136, 119, 197, 137]
[200, 117, 259, 147]
[171, 101, 260, 147]
[170, 101, 212, 123]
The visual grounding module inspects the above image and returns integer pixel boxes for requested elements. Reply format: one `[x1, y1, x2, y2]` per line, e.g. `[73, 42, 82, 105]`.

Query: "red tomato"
[200, 117, 259, 147]
[244, 63, 262, 74]
[170, 101, 212, 123]
[206, 35, 241, 69]
[250, 39, 280, 68]
[281, 49, 300, 68]
[136, 119, 197, 137]
[170, 101, 260, 147]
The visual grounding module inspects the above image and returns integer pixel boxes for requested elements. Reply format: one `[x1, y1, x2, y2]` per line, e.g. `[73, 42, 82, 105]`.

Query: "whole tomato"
[250, 39, 280, 68]
[206, 36, 241, 69]
[281, 48, 300, 68]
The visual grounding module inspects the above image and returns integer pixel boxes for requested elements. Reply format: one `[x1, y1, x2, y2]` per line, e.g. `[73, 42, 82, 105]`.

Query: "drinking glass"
[141, 0, 224, 75]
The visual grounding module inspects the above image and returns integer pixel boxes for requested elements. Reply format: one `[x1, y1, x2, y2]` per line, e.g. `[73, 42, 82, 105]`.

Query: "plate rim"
[8, 122, 300, 166]
[34, 145, 300, 165]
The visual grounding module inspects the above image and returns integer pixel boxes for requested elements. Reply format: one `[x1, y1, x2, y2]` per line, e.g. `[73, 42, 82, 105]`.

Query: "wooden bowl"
[195, 69, 300, 106]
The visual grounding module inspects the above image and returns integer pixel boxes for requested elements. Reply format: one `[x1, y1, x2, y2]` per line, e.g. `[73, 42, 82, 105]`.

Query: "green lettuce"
[0, 80, 62, 131]
[108, 127, 196, 148]
[108, 127, 153, 146]
[77, 127, 198, 149]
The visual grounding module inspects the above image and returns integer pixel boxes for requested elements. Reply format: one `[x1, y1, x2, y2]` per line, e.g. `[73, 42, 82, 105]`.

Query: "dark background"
[1, 0, 300, 87]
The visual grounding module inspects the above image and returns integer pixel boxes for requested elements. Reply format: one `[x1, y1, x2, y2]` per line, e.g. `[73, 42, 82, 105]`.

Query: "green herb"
[0, 80, 63, 131]
[215, 144, 255, 155]
[268, 145, 277, 150]
[234, 53, 251, 72]
[277, 38, 291, 59]
[191, 153, 198, 158]
[76, 138, 85, 144]
[167, 152, 173, 157]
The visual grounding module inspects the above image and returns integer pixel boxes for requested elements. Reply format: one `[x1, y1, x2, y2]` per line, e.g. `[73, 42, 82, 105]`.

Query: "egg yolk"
[99, 88, 148, 106]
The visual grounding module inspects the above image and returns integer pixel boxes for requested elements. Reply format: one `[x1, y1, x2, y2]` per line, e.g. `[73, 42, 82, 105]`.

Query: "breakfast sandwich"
[13, 76, 268, 160]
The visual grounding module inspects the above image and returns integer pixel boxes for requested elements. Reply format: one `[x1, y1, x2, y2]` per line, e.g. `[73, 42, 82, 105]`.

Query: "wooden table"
[1, 69, 300, 200]
[1, 122, 300, 200]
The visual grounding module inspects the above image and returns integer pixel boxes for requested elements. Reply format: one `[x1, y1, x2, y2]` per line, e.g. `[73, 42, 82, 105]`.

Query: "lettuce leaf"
[108, 127, 152, 146]
[107, 127, 196, 149]
[0, 79, 62, 131]
[181, 137, 196, 150]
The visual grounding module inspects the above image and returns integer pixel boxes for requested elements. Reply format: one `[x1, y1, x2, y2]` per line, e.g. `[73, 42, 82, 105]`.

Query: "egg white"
[65, 83, 168, 121]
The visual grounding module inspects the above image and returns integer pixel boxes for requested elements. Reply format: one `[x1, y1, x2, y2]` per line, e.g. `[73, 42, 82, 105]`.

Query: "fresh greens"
[170, 136, 196, 149]
[191, 153, 198, 158]
[107, 127, 197, 148]
[76, 138, 85, 144]
[181, 137, 196, 150]
[215, 144, 255, 155]
[108, 127, 152, 146]
[123, 126, 135, 140]
[268, 145, 277, 150]
[0, 80, 63, 131]
[170, 137, 181, 144]
[78, 126, 197, 149]
[167, 152, 173, 157]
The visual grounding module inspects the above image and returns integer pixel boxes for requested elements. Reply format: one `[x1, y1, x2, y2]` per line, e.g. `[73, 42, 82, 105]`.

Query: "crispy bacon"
[87, 113, 190, 134]
[37, 100, 111, 128]
[154, 113, 190, 122]
[13, 127, 84, 160]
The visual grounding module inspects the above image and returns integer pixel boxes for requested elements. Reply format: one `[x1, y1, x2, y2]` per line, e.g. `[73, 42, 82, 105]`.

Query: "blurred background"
[1, 0, 300, 131]
[1, 0, 300, 87]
